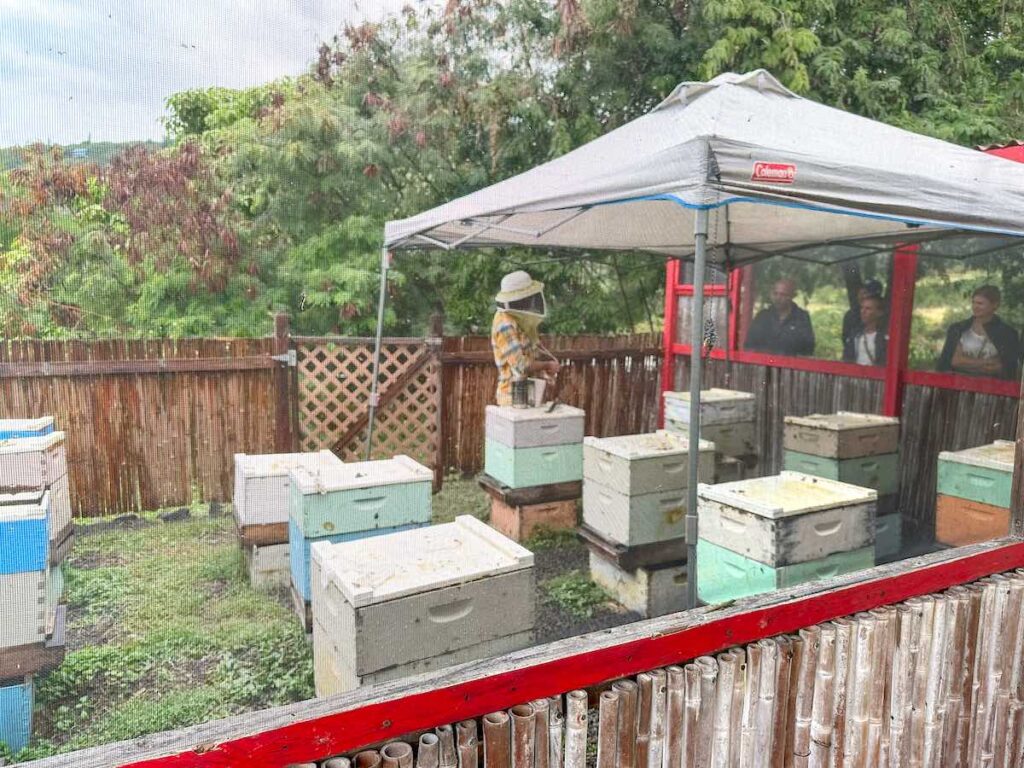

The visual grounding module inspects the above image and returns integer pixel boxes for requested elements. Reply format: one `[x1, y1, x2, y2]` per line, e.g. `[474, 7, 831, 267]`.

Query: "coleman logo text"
[751, 162, 797, 184]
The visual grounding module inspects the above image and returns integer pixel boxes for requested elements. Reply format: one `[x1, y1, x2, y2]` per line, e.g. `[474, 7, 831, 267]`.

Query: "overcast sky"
[0, 0, 411, 146]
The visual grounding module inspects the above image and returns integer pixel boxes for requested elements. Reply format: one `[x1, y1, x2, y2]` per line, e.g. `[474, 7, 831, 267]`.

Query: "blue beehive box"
[0, 677, 33, 754]
[0, 491, 49, 575]
[0, 418, 54, 441]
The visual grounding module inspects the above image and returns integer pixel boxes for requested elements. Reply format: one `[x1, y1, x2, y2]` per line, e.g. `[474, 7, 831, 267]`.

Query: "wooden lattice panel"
[296, 340, 440, 471]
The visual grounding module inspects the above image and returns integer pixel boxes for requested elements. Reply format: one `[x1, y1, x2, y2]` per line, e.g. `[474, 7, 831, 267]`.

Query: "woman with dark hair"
[937, 285, 1021, 380]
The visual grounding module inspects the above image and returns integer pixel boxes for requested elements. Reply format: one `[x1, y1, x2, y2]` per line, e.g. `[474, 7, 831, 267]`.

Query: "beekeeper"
[491, 270, 559, 405]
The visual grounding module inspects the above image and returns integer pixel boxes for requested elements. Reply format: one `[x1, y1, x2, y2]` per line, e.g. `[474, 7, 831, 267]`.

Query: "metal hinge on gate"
[271, 350, 297, 366]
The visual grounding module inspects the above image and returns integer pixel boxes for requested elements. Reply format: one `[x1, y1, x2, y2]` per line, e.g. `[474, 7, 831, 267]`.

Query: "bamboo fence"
[296, 569, 1024, 768]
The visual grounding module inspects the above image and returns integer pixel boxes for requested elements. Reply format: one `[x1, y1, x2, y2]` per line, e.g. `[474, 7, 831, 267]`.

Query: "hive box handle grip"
[428, 598, 474, 623]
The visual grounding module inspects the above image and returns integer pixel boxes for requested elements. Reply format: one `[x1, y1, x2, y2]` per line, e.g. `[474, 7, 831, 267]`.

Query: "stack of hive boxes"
[663, 388, 757, 482]
[935, 440, 1015, 547]
[782, 412, 901, 562]
[0, 418, 70, 754]
[696, 471, 877, 605]
[581, 431, 714, 617]
[310, 515, 535, 695]
[288, 455, 433, 631]
[480, 404, 585, 541]
[233, 450, 344, 589]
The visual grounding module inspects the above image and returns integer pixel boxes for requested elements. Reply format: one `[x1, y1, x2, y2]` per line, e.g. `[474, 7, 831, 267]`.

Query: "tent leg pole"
[687, 208, 709, 610]
[366, 248, 390, 461]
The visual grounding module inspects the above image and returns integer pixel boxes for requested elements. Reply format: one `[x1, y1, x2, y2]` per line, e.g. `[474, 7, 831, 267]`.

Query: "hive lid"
[0, 490, 49, 522]
[938, 440, 1016, 472]
[784, 412, 899, 431]
[235, 450, 342, 479]
[313, 515, 534, 608]
[0, 417, 54, 433]
[290, 454, 433, 494]
[485, 404, 585, 421]
[662, 388, 755, 403]
[698, 471, 877, 519]
[0, 432, 65, 454]
[584, 430, 714, 458]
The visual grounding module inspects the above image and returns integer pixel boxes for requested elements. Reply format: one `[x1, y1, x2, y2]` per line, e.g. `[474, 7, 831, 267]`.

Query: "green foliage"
[542, 570, 611, 618]
[523, 526, 580, 550]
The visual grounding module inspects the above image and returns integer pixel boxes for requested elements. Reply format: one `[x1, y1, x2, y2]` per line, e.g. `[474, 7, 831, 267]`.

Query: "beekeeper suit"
[491, 271, 559, 405]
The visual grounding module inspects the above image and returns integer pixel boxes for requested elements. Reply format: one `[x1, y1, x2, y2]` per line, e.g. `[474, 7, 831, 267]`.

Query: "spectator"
[744, 278, 816, 356]
[841, 279, 884, 344]
[937, 285, 1021, 380]
[843, 295, 888, 366]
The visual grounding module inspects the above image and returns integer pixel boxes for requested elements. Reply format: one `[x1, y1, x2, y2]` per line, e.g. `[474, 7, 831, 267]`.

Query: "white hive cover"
[314, 515, 534, 608]
[698, 471, 877, 519]
[0, 418, 54, 431]
[0, 432, 64, 454]
[662, 388, 755, 404]
[0, 494, 48, 523]
[784, 412, 899, 430]
[0, 489, 46, 507]
[291, 454, 432, 494]
[584, 430, 714, 459]
[486, 404, 585, 421]
[938, 440, 1016, 472]
[236, 450, 341, 478]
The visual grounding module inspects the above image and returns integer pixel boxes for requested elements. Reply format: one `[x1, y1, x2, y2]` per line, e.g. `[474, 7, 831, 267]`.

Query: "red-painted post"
[881, 245, 919, 417]
[660, 259, 681, 427]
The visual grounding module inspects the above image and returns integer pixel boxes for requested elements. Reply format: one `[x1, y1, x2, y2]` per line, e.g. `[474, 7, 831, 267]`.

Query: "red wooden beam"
[882, 244, 918, 416]
[904, 369, 1022, 398]
[671, 344, 887, 381]
[94, 540, 1024, 768]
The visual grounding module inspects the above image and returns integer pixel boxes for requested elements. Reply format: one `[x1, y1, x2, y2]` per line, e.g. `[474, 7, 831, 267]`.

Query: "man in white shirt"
[843, 295, 887, 366]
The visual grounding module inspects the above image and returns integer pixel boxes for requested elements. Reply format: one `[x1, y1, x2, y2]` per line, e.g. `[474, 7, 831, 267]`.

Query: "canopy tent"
[374, 69, 1024, 607]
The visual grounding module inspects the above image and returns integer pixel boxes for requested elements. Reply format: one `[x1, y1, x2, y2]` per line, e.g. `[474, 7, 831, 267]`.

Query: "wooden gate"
[294, 336, 442, 476]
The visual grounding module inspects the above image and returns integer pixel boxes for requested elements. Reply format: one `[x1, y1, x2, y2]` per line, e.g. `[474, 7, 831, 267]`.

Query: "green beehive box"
[289, 455, 433, 539]
[782, 450, 899, 495]
[696, 538, 875, 605]
[484, 439, 583, 489]
[936, 440, 1014, 509]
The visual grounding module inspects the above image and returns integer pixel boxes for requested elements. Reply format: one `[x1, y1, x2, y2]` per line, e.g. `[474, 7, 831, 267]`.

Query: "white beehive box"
[311, 516, 534, 680]
[783, 412, 900, 459]
[233, 451, 344, 529]
[697, 471, 877, 567]
[1, 569, 48, 647]
[0, 417, 54, 440]
[583, 483, 692, 547]
[48, 474, 72, 544]
[485, 404, 586, 448]
[662, 389, 756, 426]
[584, 431, 714, 496]
[244, 543, 291, 590]
[937, 440, 1015, 472]
[588, 550, 686, 619]
[0, 433, 66, 490]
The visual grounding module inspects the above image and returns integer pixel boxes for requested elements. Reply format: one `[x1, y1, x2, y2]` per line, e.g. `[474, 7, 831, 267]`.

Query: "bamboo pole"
[960, 586, 985, 768]
[910, 596, 936, 768]
[665, 667, 685, 768]
[730, 649, 746, 768]
[457, 721, 478, 768]
[771, 637, 794, 768]
[968, 579, 999, 768]
[597, 690, 620, 768]
[683, 664, 702, 768]
[324, 759, 353, 768]
[696, 656, 719, 768]
[829, 617, 853, 768]
[354, 750, 383, 768]
[484, 712, 512, 768]
[638, 672, 654, 768]
[649, 669, 668, 768]
[613, 679, 639, 768]
[564, 690, 588, 768]
[548, 697, 564, 768]
[437, 725, 457, 768]
[531, 699, 550, 768]
[418, 733, 441, 768]
[867, 608, 895, 768]
[791, 627, 819, 768]
[510, 705, 536, 768]
[808, 623, 836, 768]
[382, 742, 414, 768]
[890, 600, 922, 768]
[923, 596, 949, 768]
[740, 642, 762, 768]
[755, 639, 780, 765]
[711, 650, 741, 768]
[845, 614, 874, 768]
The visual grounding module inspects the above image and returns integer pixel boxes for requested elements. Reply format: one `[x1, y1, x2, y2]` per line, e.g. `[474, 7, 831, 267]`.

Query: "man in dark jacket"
[936, 285, 1021, 380]
[843, 295, 888, 366]
[744, 279, 816, 356]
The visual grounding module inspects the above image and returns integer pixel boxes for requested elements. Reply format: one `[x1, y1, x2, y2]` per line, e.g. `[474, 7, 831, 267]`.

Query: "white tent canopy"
[385, 70, 1024, 265]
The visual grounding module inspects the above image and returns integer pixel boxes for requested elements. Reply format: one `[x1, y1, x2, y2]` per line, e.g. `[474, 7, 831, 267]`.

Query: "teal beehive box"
[696, 538, 874, 605]
[937, 440, 1015, 509]
[288, 455, 433, 539]
[783, 450, 899, 495]
[484, 439, 583, 489]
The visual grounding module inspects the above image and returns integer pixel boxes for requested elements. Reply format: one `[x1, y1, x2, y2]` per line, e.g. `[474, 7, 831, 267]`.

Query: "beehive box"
[0, 417, 54, 440]
[310, 516, 534, 692]
[583, 432, 715, 496]
[234, 451, 344, 541]
[782, 451, 899, 495]
[583, 483, 690, 548]
[488, 497, 577, 542]
[662, 388, 756, 426]
[485, 404, 585, 448]
[0, 677, 34, 755]
[696, 472, 877, 567]
[0, 432, 66, 490]
[697, 538, 875, 605]
[588, 549, 686, 618]
[936, 440, 1015, 509]
[783, 412, 900, 459]
[48, 474, 73, 552]
[0, 492, 49, 575]
[935, 494, 1011, 547]
[243, 543, 291, 590]
[875, 514, 903, 562]
[1, 569, 48, 648]
[484, 439, 583, 490]
[289, 455, 433, 539]
[664, 419, 757, 459]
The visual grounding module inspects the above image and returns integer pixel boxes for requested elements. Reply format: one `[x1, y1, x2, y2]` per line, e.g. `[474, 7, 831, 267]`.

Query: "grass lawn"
[8, 478, 626, 764]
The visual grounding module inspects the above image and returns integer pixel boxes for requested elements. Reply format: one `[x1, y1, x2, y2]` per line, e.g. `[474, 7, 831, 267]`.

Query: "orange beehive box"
[489, 497, 577, 542]
[935, 493, 1010, 547]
